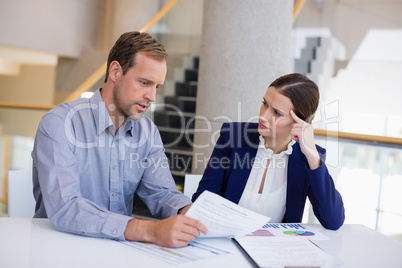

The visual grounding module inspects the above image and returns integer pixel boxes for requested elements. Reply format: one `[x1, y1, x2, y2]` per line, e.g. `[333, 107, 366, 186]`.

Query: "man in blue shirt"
[32, 31, 207, 248]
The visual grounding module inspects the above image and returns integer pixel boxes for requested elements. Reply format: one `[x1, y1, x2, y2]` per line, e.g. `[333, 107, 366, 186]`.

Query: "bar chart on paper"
[283, 230, 315, 236]
[263, 223, 308, 229]
[245, 229, 275, 237]
[254, 223, 329, 240]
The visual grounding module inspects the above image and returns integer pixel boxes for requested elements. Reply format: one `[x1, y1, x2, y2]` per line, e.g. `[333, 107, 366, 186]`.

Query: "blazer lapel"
[285, 143, 306, 222]
[226, 123, 259, 204]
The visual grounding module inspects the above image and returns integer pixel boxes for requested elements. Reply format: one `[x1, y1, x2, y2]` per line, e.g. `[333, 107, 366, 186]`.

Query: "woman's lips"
[259, 122, 268, 129]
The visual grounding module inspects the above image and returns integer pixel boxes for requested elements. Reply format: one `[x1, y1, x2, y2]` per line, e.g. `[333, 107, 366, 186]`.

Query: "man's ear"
[108, 61, 121, 83]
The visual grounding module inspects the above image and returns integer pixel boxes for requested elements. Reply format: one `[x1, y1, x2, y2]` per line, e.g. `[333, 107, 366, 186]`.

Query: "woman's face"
[258, 86, 294, 141]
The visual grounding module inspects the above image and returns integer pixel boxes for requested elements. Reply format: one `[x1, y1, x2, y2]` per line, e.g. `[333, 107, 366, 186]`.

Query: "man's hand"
[124, 215, 208, 248]
[178, 203, 192, 215]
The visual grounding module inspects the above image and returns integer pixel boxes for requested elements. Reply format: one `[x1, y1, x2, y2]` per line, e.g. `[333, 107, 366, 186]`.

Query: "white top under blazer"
[238, 136, 295, 222]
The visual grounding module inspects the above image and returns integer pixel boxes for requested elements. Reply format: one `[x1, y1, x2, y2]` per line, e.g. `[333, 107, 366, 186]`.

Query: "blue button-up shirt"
[32, 89, 191, 240]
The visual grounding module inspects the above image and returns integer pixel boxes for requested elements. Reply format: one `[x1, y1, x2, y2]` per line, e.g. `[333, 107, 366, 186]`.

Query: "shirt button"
[112, 230, 117, 235]
[112, 193, 117, 197]
[112, 165, 116, 170]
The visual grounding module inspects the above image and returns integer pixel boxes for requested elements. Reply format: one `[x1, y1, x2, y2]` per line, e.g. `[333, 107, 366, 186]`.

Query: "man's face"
[113, 52, 167, 121]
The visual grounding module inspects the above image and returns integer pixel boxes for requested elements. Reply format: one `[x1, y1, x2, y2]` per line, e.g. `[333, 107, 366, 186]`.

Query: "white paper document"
[120, 240, 231, 265]
[233, 236, 343, 268]
[185, 190, 270, 237]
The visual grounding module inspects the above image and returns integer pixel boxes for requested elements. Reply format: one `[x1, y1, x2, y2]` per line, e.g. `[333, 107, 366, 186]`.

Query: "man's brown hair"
[104, 31, 168, 82]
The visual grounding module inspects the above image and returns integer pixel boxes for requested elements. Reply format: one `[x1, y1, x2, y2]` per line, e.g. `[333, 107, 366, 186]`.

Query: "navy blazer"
[192, 122, 345, 230]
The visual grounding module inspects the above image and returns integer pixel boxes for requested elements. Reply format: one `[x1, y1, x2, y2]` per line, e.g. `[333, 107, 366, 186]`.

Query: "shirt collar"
[258, 135, 295, 156]
[89, 89, 136, 136]
[89, 88, 114, 135]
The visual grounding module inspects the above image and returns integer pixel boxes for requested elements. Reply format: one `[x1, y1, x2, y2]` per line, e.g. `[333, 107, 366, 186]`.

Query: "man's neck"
[100, 86, 126, 133]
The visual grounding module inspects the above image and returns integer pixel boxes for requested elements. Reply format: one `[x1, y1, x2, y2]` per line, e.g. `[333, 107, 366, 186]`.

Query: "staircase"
[155, 56, 199, 189]
[294, 36, 335, 103]
[132, 55, 199, 218]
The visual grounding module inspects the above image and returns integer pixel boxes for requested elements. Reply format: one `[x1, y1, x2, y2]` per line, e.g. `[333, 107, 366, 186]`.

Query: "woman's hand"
[290, 110, 321, 170]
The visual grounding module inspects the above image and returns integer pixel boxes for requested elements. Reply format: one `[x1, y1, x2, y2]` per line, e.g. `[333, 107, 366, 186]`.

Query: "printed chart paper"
[249, 223, 329, 240]
[185, 190, 270, 237]
[120, 240, 231, 265]
[233, 236, 343, 268]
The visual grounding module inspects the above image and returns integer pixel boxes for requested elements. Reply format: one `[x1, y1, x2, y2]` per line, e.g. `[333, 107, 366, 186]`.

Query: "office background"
[0, 0, 401, 242]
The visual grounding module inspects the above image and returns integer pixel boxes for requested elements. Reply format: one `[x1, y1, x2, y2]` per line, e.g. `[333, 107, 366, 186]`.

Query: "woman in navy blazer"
[192, 73, 345, 230]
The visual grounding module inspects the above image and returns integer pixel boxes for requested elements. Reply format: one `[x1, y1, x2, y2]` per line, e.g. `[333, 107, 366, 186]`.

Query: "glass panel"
[312, 136, 402, 241]
[378, 212, 402, 241]
[293, 1, 402, 241]
[0, 106, 48, 215]
[9, 136, 34, 170]
[380, 150, 402, 216]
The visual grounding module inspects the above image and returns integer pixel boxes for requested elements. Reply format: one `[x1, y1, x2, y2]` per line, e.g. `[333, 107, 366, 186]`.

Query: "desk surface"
[0, 218, 401, 268]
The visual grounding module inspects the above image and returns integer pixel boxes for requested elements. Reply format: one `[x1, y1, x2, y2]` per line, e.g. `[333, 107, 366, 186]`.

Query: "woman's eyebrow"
[272, 106, 286, 115]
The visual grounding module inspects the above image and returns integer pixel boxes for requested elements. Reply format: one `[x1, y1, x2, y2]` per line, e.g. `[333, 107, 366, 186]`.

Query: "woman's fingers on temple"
[290, 110, 303, 123]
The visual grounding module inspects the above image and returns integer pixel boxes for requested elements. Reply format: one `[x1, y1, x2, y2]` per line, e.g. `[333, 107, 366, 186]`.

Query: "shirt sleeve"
[32, 113, 132, 240]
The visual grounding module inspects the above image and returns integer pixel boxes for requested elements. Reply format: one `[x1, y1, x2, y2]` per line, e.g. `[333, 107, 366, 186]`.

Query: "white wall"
[0, 0, 105, 57]
[108, 0, 161, 48]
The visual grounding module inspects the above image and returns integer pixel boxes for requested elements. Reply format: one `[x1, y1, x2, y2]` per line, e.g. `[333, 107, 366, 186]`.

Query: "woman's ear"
[108, 61, 121, 83]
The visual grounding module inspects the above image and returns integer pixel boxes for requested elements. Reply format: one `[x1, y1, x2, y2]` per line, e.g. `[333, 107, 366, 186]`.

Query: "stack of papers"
[186, 191, 343, 267]
[121, 191, 343, 267]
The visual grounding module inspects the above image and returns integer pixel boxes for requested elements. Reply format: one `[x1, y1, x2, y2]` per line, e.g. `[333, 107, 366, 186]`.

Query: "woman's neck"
[263, 135, 291, 154]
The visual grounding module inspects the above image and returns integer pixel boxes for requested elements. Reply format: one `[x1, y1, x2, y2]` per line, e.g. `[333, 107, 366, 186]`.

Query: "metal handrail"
[0, 101, 55, 111]
[314, 129, 402, 146]
[293, 0, 306, 22]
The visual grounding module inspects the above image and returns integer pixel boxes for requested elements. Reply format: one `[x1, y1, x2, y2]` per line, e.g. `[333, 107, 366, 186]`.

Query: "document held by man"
[185, 190, 270, 237]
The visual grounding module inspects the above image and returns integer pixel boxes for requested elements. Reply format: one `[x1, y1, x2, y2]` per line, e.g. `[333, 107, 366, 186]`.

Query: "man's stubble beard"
[112, 82, 142, 121]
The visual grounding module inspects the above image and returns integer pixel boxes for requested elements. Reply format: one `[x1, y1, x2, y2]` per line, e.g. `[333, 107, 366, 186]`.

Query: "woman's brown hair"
[270, 73, 319, 123]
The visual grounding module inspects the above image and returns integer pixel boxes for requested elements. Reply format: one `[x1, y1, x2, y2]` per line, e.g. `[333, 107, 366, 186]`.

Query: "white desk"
[0, 218, 401, 268]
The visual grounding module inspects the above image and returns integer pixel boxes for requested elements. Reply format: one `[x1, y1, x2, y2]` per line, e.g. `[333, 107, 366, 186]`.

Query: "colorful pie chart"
[283, 230, 315, 236]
